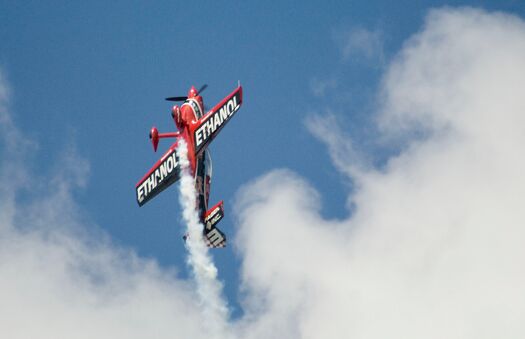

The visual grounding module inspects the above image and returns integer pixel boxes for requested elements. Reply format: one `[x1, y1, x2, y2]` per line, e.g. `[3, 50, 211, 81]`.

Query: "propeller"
[165, 96, 187, 102]
[197, 84, 207, 94]
[165, 84, 208, 102]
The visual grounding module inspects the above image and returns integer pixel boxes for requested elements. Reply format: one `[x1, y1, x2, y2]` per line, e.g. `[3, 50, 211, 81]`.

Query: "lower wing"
[136, 141, 181, 206]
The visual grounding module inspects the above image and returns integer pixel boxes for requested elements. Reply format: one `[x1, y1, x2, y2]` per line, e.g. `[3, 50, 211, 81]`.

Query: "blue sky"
[2, 0, 525, 330]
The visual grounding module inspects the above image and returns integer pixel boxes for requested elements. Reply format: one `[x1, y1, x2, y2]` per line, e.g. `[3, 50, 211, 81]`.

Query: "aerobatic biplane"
[136, 84, 243, 248]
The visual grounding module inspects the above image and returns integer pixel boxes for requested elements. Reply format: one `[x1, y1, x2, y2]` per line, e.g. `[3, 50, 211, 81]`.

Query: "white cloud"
[334, 27, 385, 64]
[309, 77, 338, 97]
[304, 113, 363, 178]
[2, 7, 525, 339]
[0, 71, 211, 339]
[234, 7, 525, 339]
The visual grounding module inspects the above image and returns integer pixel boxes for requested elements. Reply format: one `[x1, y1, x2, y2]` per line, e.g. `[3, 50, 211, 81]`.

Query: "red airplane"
[136, 84, 243, 248]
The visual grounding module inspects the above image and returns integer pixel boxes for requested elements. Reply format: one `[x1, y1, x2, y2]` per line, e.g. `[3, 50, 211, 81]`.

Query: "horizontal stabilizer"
[181, 201, 226, 248]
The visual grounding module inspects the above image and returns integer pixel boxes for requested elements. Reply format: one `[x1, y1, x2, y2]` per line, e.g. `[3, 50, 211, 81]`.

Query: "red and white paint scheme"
[136, 84, 243, 248]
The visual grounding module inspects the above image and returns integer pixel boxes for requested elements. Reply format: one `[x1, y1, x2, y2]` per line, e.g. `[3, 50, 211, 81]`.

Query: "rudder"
[203, 201, 226, 248]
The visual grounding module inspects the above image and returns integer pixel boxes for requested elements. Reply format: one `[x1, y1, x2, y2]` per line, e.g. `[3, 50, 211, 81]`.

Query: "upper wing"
[136, 141, 181, 206]
[191, 86, 243, 156]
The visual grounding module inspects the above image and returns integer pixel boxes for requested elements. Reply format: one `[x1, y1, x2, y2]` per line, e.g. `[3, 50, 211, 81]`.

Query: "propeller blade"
[197, 84, 208, 94]
[165, 84, 207, 102]
[165, 96, 187, 102]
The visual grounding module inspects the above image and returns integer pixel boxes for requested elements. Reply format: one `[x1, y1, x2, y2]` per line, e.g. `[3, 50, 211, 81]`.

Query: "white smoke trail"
[176, 139, 230, 338]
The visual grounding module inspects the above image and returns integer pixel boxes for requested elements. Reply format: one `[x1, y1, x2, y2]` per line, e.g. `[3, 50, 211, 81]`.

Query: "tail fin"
[182, 201, 226, 248]
[203, 201, 226, 248]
